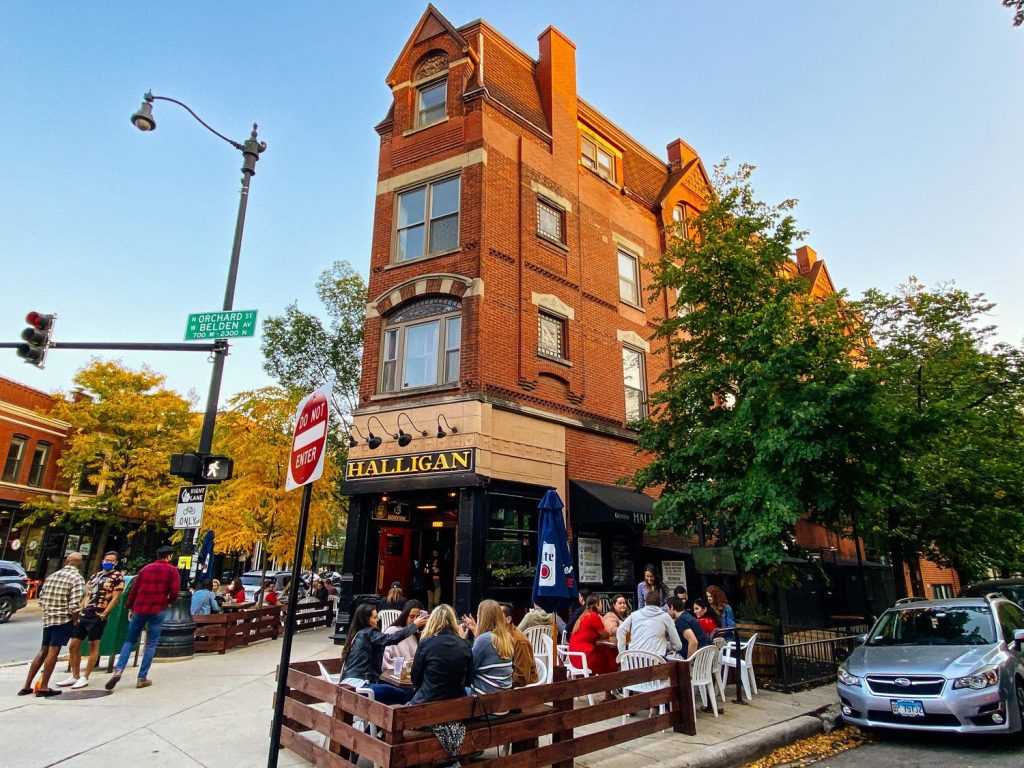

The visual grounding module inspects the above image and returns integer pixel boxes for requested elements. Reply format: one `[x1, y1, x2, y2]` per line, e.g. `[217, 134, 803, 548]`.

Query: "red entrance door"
[378, 527, 412, 594]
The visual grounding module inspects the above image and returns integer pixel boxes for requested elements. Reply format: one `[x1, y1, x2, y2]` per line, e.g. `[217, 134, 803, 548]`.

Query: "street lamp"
[132, 90, 266, 658]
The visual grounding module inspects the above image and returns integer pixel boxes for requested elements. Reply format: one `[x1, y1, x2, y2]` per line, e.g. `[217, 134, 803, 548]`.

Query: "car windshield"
[868, 606, 995, 646]
[240, 575, 263, 587]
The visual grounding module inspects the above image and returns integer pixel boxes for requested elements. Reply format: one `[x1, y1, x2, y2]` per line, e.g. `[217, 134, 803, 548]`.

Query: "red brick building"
[0, 376, 70, 577]
[338, 7, 923, 623]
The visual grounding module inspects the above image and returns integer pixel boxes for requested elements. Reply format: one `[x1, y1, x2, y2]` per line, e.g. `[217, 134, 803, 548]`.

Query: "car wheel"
[0, 596, 14, 624]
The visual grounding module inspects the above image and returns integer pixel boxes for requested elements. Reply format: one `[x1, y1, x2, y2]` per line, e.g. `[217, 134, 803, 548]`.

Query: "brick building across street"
[337, 6, 950, 627]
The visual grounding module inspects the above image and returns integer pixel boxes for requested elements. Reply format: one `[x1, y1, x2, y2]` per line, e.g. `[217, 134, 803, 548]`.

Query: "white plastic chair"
[377, 608, 401, 628]
[497, 656, 551, 758]
[685, 645, 719, 717]
[316, 662, 377, 754]
[523, 626, 554, 683]
[557, 646, 595, 706]
[711, 637, 727, 702]
[720, 633, 758, 700]
[616, 650, 668, 725]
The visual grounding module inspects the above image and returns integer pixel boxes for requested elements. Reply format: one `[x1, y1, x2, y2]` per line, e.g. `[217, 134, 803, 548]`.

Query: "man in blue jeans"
[106, 546, 180, 691]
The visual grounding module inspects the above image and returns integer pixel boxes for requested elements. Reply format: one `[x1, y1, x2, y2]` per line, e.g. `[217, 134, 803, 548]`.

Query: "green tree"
[261, 260, 366, 420]
[633, 162, 876, 577]
[857, 279, 1024, 588]
[25, 360, 194, 534]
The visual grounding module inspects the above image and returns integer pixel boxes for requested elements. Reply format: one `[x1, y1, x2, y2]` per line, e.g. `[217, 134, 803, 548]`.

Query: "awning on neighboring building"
[569, 480, 654, 528]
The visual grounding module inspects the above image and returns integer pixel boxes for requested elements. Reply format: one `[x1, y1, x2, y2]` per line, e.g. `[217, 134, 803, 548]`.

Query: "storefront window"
[485, 494, 539, 590]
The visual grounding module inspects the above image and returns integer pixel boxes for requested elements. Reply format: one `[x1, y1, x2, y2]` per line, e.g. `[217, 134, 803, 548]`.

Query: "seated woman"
[706, 585, 736, 642]
[381, 599, 423, 677]
[569, 595, 618, 674]
[464, 599, 515, 698]
[407, 604, 473, 706]
[340, 603, 427, 705]
[692, 597, 720, 637]
[378, 582, 405, 612]
[602, 593, 630, 634]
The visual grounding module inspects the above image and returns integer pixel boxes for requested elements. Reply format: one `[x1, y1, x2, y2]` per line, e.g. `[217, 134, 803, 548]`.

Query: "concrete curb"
[662, 714, 825, 768]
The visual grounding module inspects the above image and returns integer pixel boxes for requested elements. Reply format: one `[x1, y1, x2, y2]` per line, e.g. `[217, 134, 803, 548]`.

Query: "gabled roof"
[386, 4, 468, 86]
[657, 157, 713, 207]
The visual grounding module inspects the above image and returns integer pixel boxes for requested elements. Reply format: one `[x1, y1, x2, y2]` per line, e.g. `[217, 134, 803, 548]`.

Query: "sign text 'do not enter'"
[288, 390, 328, 489]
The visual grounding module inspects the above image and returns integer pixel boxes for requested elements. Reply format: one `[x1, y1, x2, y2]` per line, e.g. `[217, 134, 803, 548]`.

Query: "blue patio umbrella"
[196, 530, 215, 580]
[531, 489, 578, 612]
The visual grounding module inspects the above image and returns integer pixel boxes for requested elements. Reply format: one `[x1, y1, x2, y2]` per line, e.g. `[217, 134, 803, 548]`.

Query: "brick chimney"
[666, 138, 698, 171]
[536, 26, 577, 140]
[795, 245, 817, 274]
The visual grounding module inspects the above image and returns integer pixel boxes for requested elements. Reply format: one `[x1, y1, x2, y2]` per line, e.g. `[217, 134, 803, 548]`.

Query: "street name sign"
[185, 310, 258, 340]
[174, 484, 207, 529]
[286, 380, 332, 491]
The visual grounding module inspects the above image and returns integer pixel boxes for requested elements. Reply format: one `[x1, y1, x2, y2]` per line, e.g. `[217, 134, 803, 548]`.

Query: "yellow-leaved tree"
[25, 360, 194, 552]
[202, 386, 341, 599]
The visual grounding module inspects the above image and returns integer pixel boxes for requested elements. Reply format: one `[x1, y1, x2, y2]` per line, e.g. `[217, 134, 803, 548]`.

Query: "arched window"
[414, 52, 448, 128]
[672, 204, 689, 240]
[381, 297, 462, 392]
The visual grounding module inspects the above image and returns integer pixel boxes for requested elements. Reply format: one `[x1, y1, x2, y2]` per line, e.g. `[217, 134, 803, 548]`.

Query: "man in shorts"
[57, 551, 124, 689]
[18, 552, 86, 698]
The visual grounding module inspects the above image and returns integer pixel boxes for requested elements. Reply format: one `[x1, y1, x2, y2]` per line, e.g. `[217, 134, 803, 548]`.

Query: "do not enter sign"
[286, 380, 332, 491]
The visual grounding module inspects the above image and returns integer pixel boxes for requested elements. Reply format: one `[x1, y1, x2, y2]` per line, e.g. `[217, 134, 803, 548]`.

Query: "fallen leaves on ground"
[746, 726, 874, 767]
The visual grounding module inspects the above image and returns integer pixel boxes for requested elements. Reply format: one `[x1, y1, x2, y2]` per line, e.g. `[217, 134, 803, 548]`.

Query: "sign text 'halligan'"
[345, 448, 475, 480]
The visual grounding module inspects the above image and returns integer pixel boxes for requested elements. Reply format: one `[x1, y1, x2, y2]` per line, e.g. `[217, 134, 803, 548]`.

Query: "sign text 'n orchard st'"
[345, 448, 475, 480]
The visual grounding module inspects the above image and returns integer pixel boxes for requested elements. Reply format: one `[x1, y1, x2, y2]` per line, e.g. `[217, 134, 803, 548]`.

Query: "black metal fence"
[749, 624, 867, 693]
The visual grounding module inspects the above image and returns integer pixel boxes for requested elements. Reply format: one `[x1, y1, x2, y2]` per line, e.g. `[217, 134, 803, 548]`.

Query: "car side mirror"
[856, 634, 868, 645]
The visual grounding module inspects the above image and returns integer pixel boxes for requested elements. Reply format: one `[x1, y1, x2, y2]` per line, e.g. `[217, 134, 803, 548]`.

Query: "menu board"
[611, 541, 633, 585]
[577, 537, 603, 583]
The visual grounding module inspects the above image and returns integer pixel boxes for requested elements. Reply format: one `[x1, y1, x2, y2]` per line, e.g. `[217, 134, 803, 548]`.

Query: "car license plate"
[891, 699, 925, 718]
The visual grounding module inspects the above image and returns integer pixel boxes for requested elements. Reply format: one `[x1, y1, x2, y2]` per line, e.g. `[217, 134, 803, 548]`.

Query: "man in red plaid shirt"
[106, 546, 180, 691]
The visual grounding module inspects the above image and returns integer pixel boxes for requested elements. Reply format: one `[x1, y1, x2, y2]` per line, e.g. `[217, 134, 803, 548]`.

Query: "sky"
[2, 2, 1021, 406]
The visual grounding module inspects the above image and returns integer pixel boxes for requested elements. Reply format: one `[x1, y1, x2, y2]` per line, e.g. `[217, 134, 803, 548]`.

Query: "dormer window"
[581, 135, 614, 181]
[417, 78, 447, 128]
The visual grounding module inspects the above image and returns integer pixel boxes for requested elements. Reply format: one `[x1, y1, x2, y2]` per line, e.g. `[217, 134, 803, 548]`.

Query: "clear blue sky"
[2, 2, 1021, 404]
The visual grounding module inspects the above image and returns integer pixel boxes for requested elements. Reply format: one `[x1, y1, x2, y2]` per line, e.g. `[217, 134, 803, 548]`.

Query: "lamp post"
[131, 90, 266, 658]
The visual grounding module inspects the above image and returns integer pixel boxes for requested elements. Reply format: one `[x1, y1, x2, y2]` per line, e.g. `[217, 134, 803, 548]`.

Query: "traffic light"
[202, 455, 233, 483]
[17, 312, 55, 368]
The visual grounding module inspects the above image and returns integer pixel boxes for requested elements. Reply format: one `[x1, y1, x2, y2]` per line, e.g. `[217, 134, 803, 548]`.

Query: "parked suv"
[0, 560, 30, 623]
[239, 570, 307, 603]
[837, 595, 1024, 733]
[961, 579, 1024, 608]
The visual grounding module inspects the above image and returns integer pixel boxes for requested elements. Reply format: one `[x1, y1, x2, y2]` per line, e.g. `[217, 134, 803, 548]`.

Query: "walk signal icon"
[17, 312, 56, 368]
[202, 455, 233, 482]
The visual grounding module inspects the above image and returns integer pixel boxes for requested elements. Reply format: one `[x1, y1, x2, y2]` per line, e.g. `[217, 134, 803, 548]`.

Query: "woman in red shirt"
[568, 595, 617, 674]
[692, 597, 719, 636]
[228, 578, 247, 604]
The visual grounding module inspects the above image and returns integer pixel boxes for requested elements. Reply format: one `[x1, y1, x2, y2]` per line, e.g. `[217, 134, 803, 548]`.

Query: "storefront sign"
[372, 502, 411, 522]
[577, 537, 603, 583]
[611, 510, 651, 525]
[345, 448, 475, 481]
[661, 560, 686, 589]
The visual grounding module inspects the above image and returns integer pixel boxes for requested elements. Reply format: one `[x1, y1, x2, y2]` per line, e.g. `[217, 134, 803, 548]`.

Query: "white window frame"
[26, 441, 51, 488]
[537, 311, 568, 360]
[672, 204, 689, 241]
[618, 248, 641, 307]
[580, 133, 616, 182]
[380, 298, 462, 393]
[394, 175, 461, 263]
[2, 435, 27, 483]
[416, 77, 447, 128]
[622, 346, 647, 422]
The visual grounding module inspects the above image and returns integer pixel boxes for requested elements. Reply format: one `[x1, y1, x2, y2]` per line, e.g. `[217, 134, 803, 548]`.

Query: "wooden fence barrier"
[194, 605, 282, 654]
[276, 655, 695, 768]
[286, 599, 334, 632]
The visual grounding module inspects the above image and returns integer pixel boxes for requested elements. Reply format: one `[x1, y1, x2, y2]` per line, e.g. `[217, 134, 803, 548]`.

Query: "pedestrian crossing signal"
[202, 455, 233, 482]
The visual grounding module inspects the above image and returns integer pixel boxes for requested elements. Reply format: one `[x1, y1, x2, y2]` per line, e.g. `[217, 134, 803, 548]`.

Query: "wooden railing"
[277, 656, 696, 768]
[286, 599, 334, 632]
[194, 605, 281, 654]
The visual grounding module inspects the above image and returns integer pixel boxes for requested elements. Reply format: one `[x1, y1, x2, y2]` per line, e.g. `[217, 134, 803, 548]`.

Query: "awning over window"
[569, 480, 654, 528]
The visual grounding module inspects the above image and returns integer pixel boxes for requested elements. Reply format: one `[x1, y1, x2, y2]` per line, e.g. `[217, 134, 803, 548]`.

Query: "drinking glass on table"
[393, 657, 406, 677]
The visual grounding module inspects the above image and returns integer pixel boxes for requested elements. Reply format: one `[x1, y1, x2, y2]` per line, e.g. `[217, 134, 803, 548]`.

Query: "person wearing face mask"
[57, 551, 125, 690]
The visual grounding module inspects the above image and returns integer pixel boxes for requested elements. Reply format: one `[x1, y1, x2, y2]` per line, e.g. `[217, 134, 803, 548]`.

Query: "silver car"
[837, 595, 1024, 733]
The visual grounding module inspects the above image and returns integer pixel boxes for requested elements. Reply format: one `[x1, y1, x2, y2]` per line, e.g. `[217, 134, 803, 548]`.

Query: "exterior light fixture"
[436, 413, 459, 439]
[347, 425, 369, 448]
[366, 416, 390, 450]
[396, 412, 428, 447]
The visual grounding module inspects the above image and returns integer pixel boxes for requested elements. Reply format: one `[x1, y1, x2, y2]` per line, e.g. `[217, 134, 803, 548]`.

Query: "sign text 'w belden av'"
[345, 448, 475, 480]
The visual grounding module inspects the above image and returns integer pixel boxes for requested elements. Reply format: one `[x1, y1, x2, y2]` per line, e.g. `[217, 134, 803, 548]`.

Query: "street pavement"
[0, 624, 837, 768]
[823, 728, 1024, 767]
[0, 602, 45, 665]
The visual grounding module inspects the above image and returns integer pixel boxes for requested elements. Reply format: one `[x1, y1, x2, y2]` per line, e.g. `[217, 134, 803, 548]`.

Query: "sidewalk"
[0, 628, 836, 768]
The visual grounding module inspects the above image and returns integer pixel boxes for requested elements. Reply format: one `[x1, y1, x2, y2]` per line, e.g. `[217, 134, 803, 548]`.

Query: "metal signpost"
[268, 379, 332, 768]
